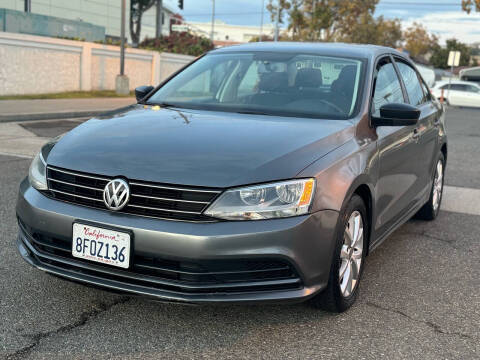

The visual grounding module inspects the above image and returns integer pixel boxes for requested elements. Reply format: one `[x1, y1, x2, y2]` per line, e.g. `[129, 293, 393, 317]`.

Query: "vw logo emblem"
[103, 178, 130, 211]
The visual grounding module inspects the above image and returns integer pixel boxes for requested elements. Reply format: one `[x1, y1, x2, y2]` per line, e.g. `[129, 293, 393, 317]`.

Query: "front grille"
[18, 219, 302, 295]
[46, 166, 221, 222]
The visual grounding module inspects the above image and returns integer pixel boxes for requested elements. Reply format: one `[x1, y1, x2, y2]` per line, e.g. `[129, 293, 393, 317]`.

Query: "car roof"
[435, 80, 480, 87]
[210, 42, 406, 60]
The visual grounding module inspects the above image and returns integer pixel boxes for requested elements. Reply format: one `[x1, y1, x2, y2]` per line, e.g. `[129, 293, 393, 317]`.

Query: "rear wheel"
[311, 194, 367, 312]
[415, 153, 445, 220]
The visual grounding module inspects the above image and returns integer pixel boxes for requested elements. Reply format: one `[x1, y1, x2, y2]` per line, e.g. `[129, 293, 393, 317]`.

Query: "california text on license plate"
[72, 223, 131, 268]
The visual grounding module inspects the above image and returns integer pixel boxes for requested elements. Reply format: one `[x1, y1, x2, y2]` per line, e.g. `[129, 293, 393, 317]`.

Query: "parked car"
[431, 80, 480, 107]
[459, 66, 480, 85]
[16, 43, 447, 312]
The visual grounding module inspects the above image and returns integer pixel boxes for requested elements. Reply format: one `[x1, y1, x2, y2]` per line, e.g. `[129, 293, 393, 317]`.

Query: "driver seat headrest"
[294, 68, 323, 88]
[258, 72, 288, 92]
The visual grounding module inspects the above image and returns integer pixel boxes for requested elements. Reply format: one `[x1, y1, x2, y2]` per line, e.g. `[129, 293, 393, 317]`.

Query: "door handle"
[412, 128, 420, 140]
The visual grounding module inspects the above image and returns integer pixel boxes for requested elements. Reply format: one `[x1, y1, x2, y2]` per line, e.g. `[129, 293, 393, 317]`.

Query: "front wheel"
[311, 194, 367, 312]
[415, 153, 445, 220]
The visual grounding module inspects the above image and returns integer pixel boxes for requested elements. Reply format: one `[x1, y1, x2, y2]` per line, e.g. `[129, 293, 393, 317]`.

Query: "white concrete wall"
[0, 32, 194, 96]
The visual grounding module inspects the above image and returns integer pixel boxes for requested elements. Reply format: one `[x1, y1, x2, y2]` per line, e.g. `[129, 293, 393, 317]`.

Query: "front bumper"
[16, 178, 339, 304]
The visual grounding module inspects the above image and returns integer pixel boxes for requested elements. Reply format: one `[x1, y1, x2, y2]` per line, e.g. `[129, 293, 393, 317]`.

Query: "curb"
[0, 105, 136, 123]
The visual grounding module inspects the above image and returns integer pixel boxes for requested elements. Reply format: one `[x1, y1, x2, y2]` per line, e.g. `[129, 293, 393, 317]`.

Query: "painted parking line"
[442, 186, 480, 216]
[0, 151, 34, 159]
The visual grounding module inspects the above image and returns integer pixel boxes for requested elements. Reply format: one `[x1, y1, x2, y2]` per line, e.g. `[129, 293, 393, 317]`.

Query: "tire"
[311, 194, 368, 312]
[415, 153, 445, 221]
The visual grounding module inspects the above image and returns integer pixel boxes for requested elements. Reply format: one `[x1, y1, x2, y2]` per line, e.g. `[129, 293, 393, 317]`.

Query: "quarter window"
[396, 61, 425, 106]
[372, 59, 405, 116]
[465, 84, 480, 93]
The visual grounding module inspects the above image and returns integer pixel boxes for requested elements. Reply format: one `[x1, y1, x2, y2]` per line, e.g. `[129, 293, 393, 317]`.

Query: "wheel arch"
[343, 180, 374, 256]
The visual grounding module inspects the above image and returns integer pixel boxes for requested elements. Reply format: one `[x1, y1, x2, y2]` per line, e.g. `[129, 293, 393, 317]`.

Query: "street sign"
[446, 51, 461, 111]
[172, 24, 189, 32]
[448, 51, 461, 67]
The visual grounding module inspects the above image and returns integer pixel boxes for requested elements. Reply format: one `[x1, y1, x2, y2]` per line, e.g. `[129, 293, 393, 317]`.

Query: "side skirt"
[368, 187, 430, 253]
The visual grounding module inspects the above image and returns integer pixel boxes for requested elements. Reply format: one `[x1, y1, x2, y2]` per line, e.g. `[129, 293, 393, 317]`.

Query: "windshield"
[148, 52, 366, 120]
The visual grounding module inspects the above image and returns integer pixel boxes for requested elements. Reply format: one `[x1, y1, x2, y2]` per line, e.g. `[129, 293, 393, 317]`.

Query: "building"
[187, 20, 275, 45]
[0, 0, 178, 42]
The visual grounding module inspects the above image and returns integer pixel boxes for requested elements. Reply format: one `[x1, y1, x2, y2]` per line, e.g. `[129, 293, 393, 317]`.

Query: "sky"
[162, 0, 480, 44]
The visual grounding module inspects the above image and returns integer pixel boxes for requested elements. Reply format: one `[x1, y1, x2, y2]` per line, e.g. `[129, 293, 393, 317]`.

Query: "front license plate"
[72, 223, 131, 269]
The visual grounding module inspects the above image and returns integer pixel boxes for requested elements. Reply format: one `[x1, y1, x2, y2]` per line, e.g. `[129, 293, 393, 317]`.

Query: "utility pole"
[312, 0, 317, 40]
[210, 0, 215, 42]
[24, 0, 31, 12]
[259, 0, 264, 42]
[156, 0, 163, 38]
[120, 0, 125, 76]
[274, 3, 280, 41]
[116, 0, 129, 95]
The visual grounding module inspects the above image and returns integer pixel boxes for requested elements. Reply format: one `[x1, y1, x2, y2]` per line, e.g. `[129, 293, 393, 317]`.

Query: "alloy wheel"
[339, 211, 364, 297]
[432, 160, 444, 212]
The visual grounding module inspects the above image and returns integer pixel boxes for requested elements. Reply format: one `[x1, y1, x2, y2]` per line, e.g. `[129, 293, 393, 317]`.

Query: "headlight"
[205, 178, 315, 220]
[28, 151, 47, 190]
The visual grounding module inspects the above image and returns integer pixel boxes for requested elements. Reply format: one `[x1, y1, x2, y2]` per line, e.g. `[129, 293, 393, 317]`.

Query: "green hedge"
[139, 33, 214, 56]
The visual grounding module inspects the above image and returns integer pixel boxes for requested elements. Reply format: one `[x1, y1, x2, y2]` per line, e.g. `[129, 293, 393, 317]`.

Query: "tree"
[130, 0, 156, 47]
[375, 17, 403, 48]
[266, 0, 383, 43]
[430, 39, 472, 69]
[328, 0, 379, 41]
[266, 0, 291, 25]
[462, 0, 480, 13]
[288, 0, 306, 40]
[403, 22, 439, 59]
[340, 15, 402, 48]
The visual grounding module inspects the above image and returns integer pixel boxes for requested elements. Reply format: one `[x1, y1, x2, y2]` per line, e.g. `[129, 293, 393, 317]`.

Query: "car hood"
[46, 105, 354, 188]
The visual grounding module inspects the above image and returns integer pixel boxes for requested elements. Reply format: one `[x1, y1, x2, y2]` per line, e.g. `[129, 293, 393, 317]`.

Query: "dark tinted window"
[372, 58, 405, 116]
[465, 84, 480, 93]
[441, 84, 465, 91]
[396, 61, 425, 105]
[451, 84, 466, 91]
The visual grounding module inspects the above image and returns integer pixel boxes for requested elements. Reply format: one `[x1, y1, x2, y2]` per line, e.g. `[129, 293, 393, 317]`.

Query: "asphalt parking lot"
[1, 107, 479, 359]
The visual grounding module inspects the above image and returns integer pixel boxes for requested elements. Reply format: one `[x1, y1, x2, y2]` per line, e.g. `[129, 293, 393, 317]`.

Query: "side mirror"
[371, 103, 420, 127]
[135, 85, 154, 102]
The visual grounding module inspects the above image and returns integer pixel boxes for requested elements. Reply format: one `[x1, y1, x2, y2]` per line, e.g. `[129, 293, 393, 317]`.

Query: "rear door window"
[395, 61, 425, 106]
[451, 84, 466, 91]
[441, 84, 465, 91]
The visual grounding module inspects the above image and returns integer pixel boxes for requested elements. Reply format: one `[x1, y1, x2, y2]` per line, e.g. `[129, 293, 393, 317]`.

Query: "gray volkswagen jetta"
[16, 43, 447, 312]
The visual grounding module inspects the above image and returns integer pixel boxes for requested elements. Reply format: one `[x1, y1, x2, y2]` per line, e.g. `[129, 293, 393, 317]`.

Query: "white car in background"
[431, 81, 480, 108]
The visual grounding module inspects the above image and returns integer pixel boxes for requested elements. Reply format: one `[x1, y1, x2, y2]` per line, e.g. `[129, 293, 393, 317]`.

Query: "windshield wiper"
[234, 110, 270, 116]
